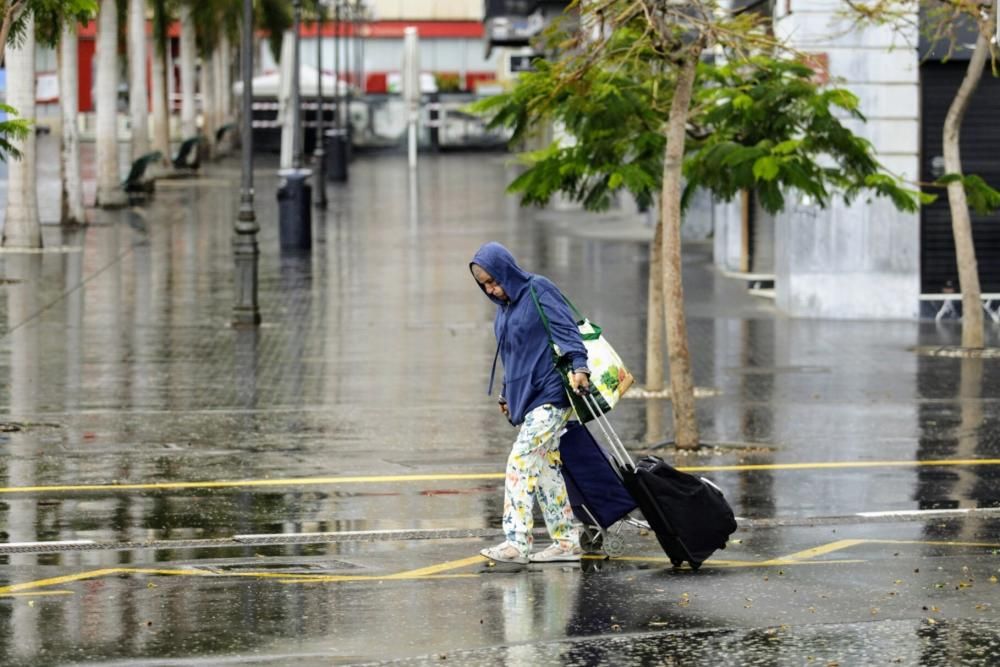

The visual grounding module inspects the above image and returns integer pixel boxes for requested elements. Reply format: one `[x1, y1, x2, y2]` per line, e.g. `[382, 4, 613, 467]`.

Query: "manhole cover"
[202, 559, 362, 574]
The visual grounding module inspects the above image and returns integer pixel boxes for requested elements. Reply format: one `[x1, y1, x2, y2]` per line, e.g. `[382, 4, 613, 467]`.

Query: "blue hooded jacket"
[470, 242, 588, 426]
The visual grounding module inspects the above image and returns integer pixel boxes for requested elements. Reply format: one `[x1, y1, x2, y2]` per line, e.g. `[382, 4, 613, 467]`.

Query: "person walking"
[471, 242, 590, 564]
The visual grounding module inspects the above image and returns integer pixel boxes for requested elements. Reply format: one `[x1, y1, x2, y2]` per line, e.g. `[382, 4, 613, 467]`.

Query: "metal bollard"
[325, 129, 349, 183]
[277, 168, 313, 250]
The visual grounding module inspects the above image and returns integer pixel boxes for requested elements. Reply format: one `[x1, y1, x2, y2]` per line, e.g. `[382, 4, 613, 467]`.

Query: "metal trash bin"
[277, 168, 313, 250]
[325, 129, 348, 183]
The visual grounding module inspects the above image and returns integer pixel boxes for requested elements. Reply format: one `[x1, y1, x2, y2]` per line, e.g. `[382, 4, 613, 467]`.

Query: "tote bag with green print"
[529, 284, 634, 423]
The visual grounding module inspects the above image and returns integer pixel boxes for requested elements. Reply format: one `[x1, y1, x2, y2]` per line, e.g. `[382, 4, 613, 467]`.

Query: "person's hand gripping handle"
[570, 371, 590, 396]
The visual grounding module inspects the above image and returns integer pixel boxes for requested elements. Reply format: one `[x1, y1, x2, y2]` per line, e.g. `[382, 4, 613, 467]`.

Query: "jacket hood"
[470, 242, 532, 305]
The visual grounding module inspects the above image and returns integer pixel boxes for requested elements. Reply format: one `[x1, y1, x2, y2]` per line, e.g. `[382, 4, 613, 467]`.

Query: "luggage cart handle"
[569, 390, 635, 470]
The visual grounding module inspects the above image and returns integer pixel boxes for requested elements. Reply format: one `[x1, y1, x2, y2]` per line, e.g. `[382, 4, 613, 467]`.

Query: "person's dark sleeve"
[538, 286, 588, 372]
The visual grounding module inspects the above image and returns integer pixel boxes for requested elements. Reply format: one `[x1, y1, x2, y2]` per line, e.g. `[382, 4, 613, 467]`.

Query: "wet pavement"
[0, 139, 999, 665]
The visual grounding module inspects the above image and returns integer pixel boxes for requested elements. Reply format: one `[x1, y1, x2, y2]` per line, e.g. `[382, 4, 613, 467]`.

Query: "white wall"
[261, 37, 496, 77]
[370, 0, 483, 20]
[770, 1, 921, 319]
[713, 198, 744, 272]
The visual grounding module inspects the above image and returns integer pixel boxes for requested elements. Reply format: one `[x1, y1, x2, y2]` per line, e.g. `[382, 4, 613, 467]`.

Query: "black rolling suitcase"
[624, 455, 737, 569]
[577, 393, 738, 570]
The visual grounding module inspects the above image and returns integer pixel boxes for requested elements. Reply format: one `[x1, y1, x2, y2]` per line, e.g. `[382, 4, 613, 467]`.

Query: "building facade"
[713, 1, 1000, 321]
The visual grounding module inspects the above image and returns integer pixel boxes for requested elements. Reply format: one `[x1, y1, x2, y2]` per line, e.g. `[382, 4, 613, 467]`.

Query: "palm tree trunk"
[128, 0, 150, 160]
[219, 32, 232, 124]
[660, 45, 702, 450]
[151, 0, 171, 161]
[645, 212, 665, 391]
[200, 52, 217, 158]
[96, 0, 125, 207]
[179, 4, 198, 138]
[60, 21, 86, 224]
[212, 41, 223, 128]
[2, 10, 41, 248]
[278, 30, 295, 169]
[942, 15, 992, 349]
[151, 37, 171, 159]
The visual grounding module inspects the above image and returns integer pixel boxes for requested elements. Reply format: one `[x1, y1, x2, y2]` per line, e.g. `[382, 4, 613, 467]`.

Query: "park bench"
[122, 150, 164, 204]
[213, 122, 238, 157]
[216, 122, 236, 145]
[172, 136, 202, 171]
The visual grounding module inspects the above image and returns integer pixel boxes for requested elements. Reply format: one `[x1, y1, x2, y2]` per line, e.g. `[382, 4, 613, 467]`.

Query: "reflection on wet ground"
[1, 521, 998, 665]
[0, 145, 999, 664]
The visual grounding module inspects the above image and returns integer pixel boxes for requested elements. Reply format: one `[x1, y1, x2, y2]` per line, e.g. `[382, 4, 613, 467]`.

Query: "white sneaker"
[528, 542, 582, 563]
[480, 541, 529, 564]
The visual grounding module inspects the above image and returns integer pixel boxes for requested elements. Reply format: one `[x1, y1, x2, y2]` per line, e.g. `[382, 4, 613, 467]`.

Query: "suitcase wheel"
[670, 558, 684, 569]
[603, 534, 626, 558]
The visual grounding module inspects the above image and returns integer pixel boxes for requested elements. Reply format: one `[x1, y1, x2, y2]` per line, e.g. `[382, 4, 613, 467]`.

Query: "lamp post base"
[233, 223, 261, 327]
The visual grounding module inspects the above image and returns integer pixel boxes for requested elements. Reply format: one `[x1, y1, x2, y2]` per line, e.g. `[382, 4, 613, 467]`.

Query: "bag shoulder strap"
[531, 281, 602, 343]
[528, 282, 555, 347]
[560, 292, 585, 323]
[487, 337, 501, 396]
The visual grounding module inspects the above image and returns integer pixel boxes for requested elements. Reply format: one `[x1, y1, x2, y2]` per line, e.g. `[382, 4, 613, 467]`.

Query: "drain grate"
[913, 346, 1000, 359]
[201, 559, 362, 573]
[3, 508, 998, 556]
[0, 528, 506, 556]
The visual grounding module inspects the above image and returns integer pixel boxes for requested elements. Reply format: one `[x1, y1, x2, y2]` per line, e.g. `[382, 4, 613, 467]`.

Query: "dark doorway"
[919, 61, 1000, 294]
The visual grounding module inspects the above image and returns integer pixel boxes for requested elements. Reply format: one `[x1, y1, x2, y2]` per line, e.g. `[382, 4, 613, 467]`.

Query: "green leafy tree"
[844, 0, 1000, 348]
[0, 0, 94, 64]
[0, 0, 93, 169]
[258, 0, 291, 62]
[476, 0, 924, 449]
[685, 58, 924, 214]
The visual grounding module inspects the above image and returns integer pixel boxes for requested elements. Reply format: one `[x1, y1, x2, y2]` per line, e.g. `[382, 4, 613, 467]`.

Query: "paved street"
[0, 140, 999, 665]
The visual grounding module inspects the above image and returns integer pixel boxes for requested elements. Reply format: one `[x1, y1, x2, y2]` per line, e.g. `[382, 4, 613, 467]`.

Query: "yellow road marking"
[278, 573, 482, 584]
[768, 539, 868, 564]
[605, 556, 865, 568]
[0, 473, 503, 495]
[3, 537, 998, 595]
[384, 555, 489, 579]
[679, 459, 1000, 473]
[760, 538, 1000, 566]
[2, 459, 1000, 495]
[0, 568, 122, 595]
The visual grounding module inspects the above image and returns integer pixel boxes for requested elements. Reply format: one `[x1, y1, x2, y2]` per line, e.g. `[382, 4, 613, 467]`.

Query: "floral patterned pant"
[503, 404, 578, 554]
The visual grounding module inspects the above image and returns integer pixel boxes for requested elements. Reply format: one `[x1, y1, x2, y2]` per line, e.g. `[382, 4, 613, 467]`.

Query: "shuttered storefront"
[920, 61, 1000, 294]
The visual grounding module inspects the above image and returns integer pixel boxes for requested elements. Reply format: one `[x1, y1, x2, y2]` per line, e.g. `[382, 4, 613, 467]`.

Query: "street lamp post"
[233, 0, 261, 327]
[314, 2, 327, 208]
[344, 1, 352, 151]
[291, 0, 303, 170]
[355, 0, 365, 101]
[327, 0, 348, 182]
